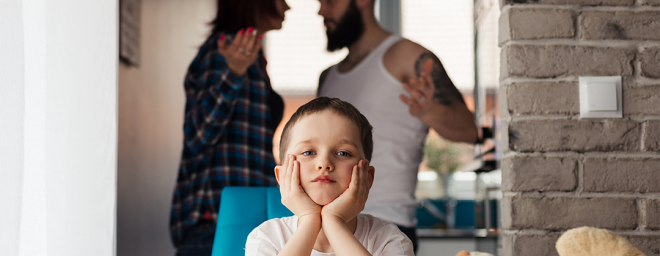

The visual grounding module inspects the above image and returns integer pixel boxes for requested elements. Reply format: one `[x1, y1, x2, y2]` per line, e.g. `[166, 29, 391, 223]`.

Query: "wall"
[499, 0, 660, 255]
[117, 0, 215, 255]
[1, 0, 117, 255]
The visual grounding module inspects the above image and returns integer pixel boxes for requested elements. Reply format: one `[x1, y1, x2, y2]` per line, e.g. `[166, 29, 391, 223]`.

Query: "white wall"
[0, 1, 26, 255]
[1, 0, 118, 256]
[402, 0, 475, 91]
[265, 0, 347, 94]
[117, 0, 215, 255]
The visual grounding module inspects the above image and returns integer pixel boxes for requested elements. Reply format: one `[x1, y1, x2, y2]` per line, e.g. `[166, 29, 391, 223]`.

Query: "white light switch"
[586, 82, 617, 111]
[579, 76, 622, 118]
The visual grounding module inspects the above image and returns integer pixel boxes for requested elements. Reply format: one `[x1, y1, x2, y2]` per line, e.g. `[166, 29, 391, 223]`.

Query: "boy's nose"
[316, 160, 334, 172]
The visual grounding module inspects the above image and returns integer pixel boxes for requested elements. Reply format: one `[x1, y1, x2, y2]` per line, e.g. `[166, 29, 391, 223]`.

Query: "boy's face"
[279, 109, 365, 206]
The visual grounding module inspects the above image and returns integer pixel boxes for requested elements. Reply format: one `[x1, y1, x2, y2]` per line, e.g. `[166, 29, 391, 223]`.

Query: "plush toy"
[556, 227, 645, 256]
[455, 251, 470, 256]
[454, 251, 493, 256]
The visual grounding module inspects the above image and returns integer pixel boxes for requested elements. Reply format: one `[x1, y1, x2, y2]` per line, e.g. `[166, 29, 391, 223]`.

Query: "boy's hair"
[279, 97, 373, 164]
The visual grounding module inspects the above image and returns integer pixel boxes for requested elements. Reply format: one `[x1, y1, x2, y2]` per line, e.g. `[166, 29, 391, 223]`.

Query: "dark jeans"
[175, 221, 216, 256]
[396, 225, 419, 253]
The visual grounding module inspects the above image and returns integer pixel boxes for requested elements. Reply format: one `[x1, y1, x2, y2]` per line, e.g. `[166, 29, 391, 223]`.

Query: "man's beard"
[325, 0, 364, 52]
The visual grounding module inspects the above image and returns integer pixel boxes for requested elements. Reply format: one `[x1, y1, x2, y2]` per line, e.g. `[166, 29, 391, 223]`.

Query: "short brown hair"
[279, 97, 373, 164]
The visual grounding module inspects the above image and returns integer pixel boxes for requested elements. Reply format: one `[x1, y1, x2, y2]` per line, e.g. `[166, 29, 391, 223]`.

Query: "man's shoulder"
[385, 38, 428, 62]
[317, 65, 335, 96]
[383, 38, 429, 81]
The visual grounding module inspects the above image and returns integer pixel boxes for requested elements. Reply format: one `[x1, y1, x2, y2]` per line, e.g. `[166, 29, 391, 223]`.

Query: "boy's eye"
[337, 151, 352, 157]
[301, 151, 315, 156]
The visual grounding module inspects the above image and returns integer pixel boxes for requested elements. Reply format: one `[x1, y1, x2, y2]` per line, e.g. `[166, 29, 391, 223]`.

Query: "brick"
[642, 0, 660, 6]
[581, 11, 660, 40]
[646, 121, 660, 152]
[508, 120, 641, 152]
[502, 156, 577, 192]
[583, 158, 660, 192]
[499, 86, 510, 120]
[624, 86, 660, 115]
[506, 82, 579, 115]
[627, 236, 660, 256]
[641, 47, 660, 78]
[503, 45, 634, 79]
[647, 200, 660, 230]
[500, 8, 575, 44]
[502, 196, 638, 230]
[503, 234, 560, 256]
[502, 0, 635, 6]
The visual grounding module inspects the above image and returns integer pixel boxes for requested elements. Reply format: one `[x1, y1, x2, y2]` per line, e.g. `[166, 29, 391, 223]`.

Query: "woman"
[170, 0, 290, 255]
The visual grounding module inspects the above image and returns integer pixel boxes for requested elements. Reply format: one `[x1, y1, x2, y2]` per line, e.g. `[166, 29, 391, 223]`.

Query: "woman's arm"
[184, 31, 264, 155]
[183, 56, 248, 155]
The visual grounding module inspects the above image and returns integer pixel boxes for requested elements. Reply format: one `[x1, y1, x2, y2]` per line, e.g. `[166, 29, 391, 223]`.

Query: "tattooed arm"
[414, 52, 465, 106]
[384, 41, 478, 143]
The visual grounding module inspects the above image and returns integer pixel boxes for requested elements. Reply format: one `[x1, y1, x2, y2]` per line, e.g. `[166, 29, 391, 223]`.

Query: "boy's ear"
[274, 166, 283, 183]
[367, 166, 375, 189]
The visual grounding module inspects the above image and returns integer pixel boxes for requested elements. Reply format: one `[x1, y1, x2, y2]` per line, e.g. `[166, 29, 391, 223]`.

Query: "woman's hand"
[321, 160, 374, 223]
[278, 154, 322, 220]
[217, 27, 263, 77]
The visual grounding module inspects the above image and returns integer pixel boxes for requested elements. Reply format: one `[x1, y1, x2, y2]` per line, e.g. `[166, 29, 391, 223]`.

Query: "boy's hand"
[278, 154, 322, 219]
[321, 160, 375, 223]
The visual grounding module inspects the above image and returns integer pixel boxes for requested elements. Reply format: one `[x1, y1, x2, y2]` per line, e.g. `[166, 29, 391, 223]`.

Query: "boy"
[245, 97, 414, 256]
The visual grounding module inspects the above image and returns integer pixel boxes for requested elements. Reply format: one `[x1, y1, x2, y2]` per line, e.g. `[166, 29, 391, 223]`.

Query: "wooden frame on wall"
[120, 0, 141, 67]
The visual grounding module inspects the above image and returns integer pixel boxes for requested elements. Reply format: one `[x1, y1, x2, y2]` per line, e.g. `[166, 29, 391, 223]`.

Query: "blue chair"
[211, 186, 292, 256]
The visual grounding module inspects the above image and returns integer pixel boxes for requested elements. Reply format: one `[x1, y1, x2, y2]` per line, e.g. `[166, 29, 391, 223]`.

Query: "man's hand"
[399, 58, 437, 119]
[398, 52, 478, 143]
[321, 160, 374, 223]
[217, 28, 262, 77]
[277, 154, 322, 219]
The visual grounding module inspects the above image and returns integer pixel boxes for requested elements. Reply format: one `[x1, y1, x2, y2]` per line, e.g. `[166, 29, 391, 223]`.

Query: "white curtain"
[0, 0, 117, 255]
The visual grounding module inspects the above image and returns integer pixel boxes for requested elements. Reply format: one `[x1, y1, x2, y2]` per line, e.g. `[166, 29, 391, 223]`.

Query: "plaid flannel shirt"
[170, 33, 281, 245]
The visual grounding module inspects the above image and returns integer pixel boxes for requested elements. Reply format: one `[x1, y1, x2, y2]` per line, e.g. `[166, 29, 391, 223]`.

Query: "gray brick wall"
[500, 2, 660, 255]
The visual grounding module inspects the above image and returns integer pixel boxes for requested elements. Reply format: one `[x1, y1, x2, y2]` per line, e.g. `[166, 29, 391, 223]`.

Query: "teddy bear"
[454, 251, 493, 256]
[452, 226, 646, 256]
[556, 227, 645, 256]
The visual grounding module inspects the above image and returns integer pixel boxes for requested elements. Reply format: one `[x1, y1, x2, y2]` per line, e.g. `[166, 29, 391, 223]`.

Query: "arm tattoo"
[414, 52, 465, 106]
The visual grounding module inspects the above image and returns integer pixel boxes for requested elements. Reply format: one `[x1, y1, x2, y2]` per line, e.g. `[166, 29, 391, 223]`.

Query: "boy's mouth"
[312, 175, 336, 183]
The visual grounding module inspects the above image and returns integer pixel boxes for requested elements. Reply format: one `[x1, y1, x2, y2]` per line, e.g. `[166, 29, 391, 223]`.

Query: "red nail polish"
[259, 35, 263, 40]
[239, 29, 245, 35]
[220, 34, 225, 40]
[247, 27, 253, 33]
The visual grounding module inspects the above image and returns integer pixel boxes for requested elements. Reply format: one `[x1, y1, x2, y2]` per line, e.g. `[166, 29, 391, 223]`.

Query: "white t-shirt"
[245, 214, 414, 256]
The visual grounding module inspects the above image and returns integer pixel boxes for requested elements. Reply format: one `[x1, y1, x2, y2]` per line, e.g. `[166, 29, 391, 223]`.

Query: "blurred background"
[117, 0, 501, 255]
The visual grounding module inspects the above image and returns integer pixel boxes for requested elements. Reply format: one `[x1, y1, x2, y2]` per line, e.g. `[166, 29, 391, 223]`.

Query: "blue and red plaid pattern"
[170, 33, 281, 246]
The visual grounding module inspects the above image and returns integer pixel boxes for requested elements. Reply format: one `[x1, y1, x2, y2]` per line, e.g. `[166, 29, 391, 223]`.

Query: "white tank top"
[319, 35, 427, 227]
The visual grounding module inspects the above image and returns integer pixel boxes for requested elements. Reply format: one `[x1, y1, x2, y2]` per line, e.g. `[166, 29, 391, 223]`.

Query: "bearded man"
[316, 0, 479, 251]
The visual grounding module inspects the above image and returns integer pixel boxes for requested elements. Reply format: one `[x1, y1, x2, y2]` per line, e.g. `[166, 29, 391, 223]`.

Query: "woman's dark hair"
[211, 0, 282, 34]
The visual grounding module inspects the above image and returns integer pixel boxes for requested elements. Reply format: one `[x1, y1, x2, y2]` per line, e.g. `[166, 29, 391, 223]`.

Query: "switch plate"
[587, 82, 617, 111]
[579, 76, 622, 118]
